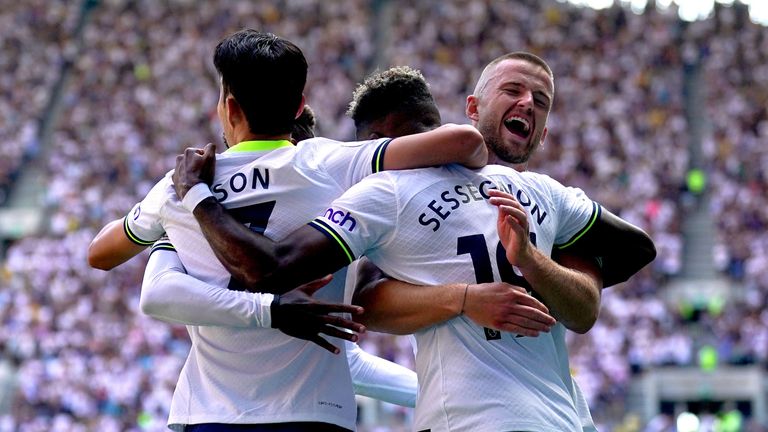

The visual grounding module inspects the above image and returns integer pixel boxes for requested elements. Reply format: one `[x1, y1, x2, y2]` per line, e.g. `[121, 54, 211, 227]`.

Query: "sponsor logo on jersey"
[324, 208, 357, 232]
[133, 206, 141, 220]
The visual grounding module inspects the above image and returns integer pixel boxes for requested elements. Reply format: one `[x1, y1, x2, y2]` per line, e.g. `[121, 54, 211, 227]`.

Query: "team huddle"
[88, 29, 655, 432]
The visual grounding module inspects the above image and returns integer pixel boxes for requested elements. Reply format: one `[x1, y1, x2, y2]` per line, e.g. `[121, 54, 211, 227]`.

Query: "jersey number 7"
[226, 201, 276, 291]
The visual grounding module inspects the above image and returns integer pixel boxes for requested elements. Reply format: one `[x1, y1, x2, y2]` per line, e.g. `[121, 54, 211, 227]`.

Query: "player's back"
[315, 164, 598, 431]
[128, 137, 391, 429]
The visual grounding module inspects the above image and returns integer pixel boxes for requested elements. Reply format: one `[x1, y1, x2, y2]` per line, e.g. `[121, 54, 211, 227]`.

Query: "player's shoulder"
[295, 136, 382, 155]
[146, 169, 176, 199]
[518, 170, 563, 189]
[295, 136, 349, 152]
[295, 136, 386, 169]
[483, 166, 562, 191]
[287, 137, 335, 173]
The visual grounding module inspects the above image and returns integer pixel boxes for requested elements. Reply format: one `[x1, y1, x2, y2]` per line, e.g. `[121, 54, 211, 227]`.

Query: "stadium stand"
[0, 0, 766, 430]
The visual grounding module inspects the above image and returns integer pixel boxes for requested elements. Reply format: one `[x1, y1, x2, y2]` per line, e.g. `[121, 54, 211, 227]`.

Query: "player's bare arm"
[179, 154, 350, 294]
[490, 188, 603, 334]
[88, 218, 148, 270]
[87, 145, 215, 271]
[383, 123, 488, 169]
[352, 258, 556, 337]
[207, 203, 348, 293]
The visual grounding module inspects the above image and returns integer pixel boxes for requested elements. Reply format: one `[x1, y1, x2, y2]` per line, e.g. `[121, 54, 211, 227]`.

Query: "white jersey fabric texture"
[140, 241, 419, 409]
[123, 137, 391, 431]
[310, 163, 600, 432]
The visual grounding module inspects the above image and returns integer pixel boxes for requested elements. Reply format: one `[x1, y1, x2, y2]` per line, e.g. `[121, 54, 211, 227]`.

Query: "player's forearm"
[193, 197, 281, 292]
[346, 341, 417, 407]
[517, 248, 601, 334]
[383, 124, 488, 170]
[427, 124, 487, 168]
[353, 279, 464, 334]
[140, 249, 274, 327]
[88, 218, 148, 270]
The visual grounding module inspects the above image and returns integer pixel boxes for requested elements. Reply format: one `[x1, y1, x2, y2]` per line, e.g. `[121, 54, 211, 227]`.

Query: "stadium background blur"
[0, 0, 767, 430]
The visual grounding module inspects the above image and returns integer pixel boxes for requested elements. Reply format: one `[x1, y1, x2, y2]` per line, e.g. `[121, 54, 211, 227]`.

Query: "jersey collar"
[225, 140, 293, 153]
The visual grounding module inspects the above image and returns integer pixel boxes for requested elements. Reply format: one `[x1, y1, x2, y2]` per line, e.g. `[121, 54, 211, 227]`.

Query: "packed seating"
[1, 0, 765, 430]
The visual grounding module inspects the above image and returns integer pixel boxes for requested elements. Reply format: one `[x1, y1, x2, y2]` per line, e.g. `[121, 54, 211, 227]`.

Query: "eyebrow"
[505, 82, 552, 105]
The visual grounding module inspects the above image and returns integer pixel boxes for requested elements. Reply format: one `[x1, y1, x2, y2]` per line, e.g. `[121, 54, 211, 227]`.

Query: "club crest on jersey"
[324, 207, 357, 232]
[484, 327, 501, 341]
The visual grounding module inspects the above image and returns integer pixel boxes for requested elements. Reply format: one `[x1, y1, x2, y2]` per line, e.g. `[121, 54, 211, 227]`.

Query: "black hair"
[347, 66, 440, 131]
[214, 29, 307, 136]
[291, 105, 316, 142]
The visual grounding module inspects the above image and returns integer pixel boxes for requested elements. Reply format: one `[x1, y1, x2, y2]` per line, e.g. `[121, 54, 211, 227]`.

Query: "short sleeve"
[551, 183, 601, 249]
[124, 177, 170, 245]
[298, 137, 392, 191]
[308, 173, 398, 263]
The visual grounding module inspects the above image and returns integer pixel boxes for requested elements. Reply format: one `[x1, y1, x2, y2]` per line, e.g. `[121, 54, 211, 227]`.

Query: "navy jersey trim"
[556, 202, 601, 250]
[149, 240, 176, 257]
[371, 139, 393, 173]
[308, 219, 356, 264]
[123, 216, 155, 246]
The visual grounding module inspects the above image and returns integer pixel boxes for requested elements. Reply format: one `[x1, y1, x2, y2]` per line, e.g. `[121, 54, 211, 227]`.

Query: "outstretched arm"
[489, 189, 603, 334]
[352, 258, 555, 336]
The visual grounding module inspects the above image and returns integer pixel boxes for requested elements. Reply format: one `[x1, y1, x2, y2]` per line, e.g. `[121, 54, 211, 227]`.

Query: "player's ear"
[295, 94, 306, 119]
[226, 95, 243, 129]
[466, 95, 479, 122]
[541, 127, 548, 147]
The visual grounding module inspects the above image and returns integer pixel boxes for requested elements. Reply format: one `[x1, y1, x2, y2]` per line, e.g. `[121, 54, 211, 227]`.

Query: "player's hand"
[462, 282, 555, 337]
[271, 275, 366, 355]
[488, 189, 533, 267]
[173, 143, 216, 200]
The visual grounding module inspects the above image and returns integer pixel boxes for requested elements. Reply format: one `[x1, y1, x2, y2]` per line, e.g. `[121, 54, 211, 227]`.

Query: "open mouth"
[504, 116, 531, 139]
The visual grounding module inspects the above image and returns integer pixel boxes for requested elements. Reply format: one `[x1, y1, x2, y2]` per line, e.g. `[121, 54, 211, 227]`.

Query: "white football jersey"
[310, 164, 600, 432]
[124, 137, 391, 430]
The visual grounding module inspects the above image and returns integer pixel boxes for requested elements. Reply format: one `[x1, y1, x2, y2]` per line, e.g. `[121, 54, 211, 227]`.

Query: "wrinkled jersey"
[311, 163, 599, 432]
[125, 137, 390, 430]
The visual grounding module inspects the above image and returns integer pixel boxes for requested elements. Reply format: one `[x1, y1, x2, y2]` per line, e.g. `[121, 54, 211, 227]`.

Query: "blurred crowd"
[0, 1, 80, 205]
[1, 0, 766, 430]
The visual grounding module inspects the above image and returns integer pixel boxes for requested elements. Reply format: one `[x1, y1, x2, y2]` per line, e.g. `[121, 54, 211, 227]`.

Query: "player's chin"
[501, 133, 529, 154]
